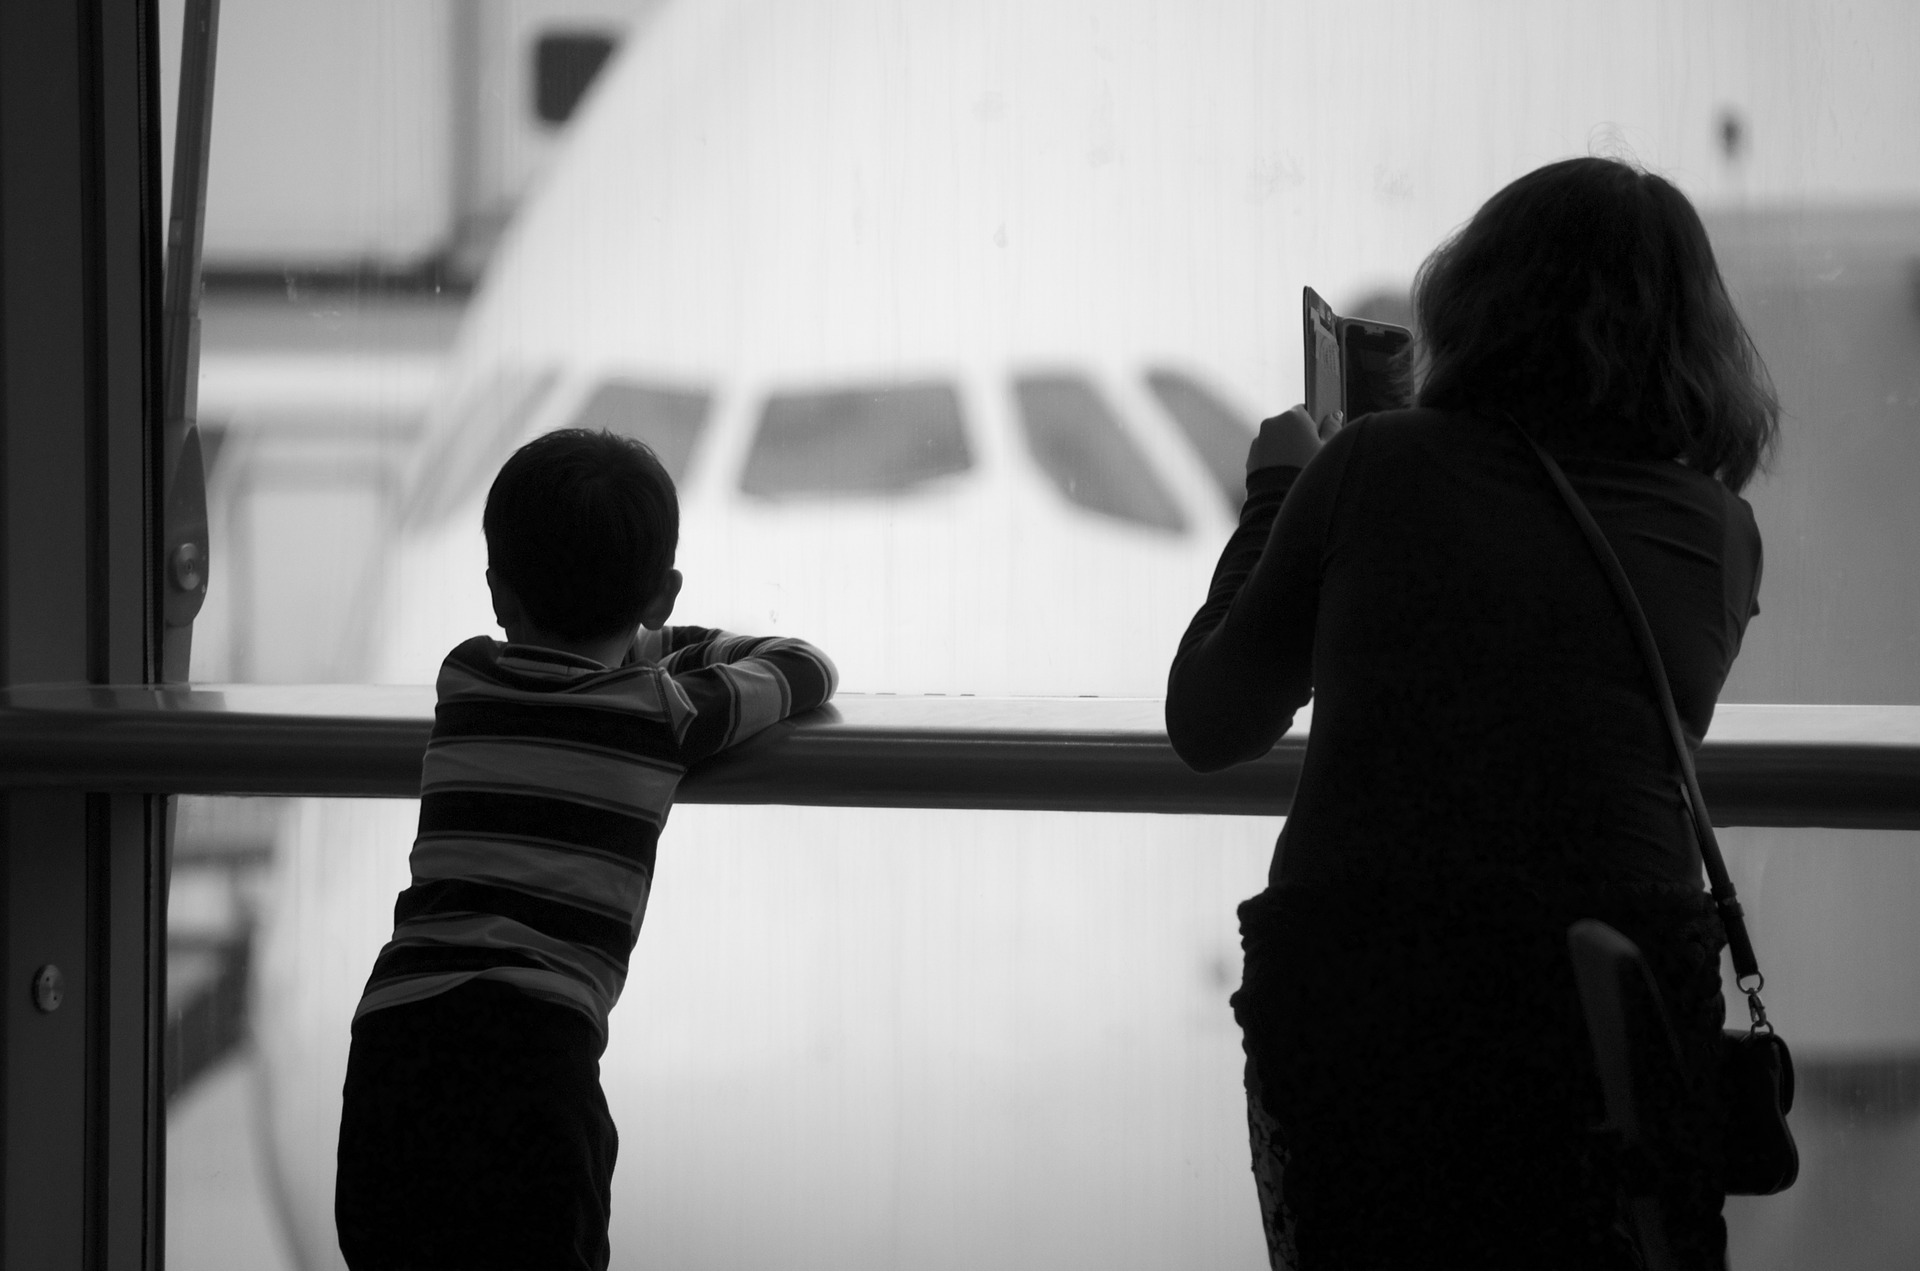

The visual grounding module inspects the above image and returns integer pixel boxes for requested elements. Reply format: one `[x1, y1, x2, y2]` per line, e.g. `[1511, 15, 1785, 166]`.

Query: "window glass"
[740, 382, 972, 499]
[166, 796, 291, 1270]
[164, 791, 1920, 1271]
[1144, 369, 1257, 512]
[161, 2, 1920, 1268]
[405, 368, 558, 529]
[1014, 374, 1187, 532]
[174, 794, 1279, 1271]
[567, 379, 709, 483]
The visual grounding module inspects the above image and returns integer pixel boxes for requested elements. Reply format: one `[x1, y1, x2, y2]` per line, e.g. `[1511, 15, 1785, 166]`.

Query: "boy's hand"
[1246, 404, 1338, 474]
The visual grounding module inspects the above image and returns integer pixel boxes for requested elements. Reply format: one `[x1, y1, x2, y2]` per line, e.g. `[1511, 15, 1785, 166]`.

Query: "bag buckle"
[1740, 972, 1774, 1035]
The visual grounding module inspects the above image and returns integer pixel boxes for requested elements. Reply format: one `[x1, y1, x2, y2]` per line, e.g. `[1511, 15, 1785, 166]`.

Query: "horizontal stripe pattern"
[422, 738, 685, 814]
[443, 649, 687, 717]
[417, 790, 661, 866]
[370, 940, 555, 981]
[376, 913, 627, 994]
[407, 836, 650, 918]
[662, 631, 838, 763]
[358, 629, 836, 1038]
[432, 696, 684, 758]
[356, 966, 602, 1022]
[394, 879, 635, 964]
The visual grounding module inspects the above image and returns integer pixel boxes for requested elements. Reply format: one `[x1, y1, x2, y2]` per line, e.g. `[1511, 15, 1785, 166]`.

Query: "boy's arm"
[652, 627, 838, 764]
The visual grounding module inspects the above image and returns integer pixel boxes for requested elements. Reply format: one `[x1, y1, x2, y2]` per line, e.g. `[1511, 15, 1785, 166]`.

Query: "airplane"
[244, 2, 1920, 1268]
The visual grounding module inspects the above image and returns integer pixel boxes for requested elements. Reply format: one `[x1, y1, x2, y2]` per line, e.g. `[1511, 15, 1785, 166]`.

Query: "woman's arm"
[1166, 407, 1357, 771]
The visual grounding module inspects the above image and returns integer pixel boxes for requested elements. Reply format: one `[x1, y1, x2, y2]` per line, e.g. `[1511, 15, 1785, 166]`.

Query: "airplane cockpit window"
[1143, 369, 1256, 513]
[739, 382, 972, 499]
[1013, 373, 1187, 533]
[534, 31, 620, 126]
[566, 379, 709, 483]
[404, 368, 558, 529]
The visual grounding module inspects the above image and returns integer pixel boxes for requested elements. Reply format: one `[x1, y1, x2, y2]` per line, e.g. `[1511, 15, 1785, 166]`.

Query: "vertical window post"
[0, 1, 166, 1267]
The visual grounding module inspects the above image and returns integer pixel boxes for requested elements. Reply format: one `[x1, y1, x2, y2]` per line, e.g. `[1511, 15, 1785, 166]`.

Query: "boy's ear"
[485, 568, 526, 633]
[637, 569, 682, 630]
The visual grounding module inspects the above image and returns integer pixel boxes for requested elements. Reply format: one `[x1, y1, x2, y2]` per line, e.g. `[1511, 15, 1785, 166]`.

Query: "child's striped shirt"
[355, 626, 837, 1040]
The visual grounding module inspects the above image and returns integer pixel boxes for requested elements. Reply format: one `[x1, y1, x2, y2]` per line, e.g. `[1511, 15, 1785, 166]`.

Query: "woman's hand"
[1246, 405, 1341, 475]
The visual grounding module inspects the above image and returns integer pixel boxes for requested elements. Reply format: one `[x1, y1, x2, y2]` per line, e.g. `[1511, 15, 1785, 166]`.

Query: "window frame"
[5, 6, 1920, 1269]
[0, 2, 168, 1267]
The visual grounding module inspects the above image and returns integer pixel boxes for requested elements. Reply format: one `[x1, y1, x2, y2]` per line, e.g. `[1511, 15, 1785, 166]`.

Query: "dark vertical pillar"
[0, 2, 165, 1269]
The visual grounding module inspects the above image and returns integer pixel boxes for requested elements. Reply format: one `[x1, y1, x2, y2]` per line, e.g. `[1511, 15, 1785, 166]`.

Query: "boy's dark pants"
[336, 979, 617, 1271]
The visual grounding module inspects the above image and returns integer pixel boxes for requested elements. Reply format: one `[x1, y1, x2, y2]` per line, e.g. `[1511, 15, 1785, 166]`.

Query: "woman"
[1167, 157, 1778, 1269]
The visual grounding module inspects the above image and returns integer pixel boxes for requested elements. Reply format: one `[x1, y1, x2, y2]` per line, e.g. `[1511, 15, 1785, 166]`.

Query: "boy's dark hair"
[1410, 156, 1779, 492]
[483, 428, 679, 639]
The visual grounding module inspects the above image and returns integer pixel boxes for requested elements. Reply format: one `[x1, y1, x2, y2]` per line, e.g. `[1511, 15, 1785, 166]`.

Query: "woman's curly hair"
[1411, 157, 1779, 492]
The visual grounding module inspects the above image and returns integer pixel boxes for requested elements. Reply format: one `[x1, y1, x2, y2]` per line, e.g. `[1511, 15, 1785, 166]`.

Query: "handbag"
[1513, 419, 1799, 1197]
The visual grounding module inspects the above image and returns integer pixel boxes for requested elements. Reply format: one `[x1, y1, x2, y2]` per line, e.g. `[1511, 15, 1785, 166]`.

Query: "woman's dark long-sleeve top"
[1168, 407, 1761, 893]
[1169, 407, 1762, 1268]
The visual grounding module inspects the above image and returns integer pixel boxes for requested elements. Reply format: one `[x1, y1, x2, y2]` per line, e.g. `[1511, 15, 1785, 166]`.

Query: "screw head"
[31, 965, 62, 1013]
[170, 542, 205, 593]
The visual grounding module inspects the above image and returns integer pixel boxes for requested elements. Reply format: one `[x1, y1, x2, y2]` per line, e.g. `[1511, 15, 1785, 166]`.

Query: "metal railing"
[1, 686, 1917, 828]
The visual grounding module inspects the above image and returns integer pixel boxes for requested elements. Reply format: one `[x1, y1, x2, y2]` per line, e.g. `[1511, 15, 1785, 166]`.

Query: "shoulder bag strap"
[1508, 420, 1774, 1032]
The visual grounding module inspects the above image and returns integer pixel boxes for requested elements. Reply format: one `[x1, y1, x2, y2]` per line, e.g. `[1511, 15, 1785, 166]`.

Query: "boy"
[335, 428, 837, 1271]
